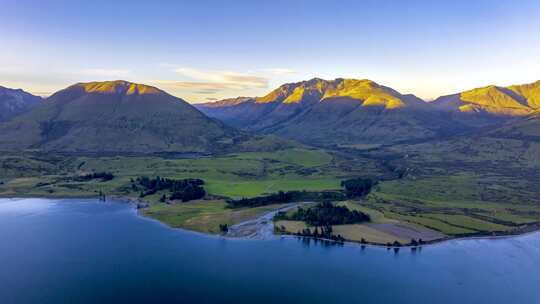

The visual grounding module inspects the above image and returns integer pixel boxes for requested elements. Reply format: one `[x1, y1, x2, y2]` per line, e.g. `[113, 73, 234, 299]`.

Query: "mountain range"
[197, 78, 540, 146]
[0, 78, 538, 153]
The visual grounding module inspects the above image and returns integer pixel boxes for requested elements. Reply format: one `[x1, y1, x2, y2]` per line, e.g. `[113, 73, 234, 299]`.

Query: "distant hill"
[0, 81, 244, 153]
[197, 78, 464, 146]
[432, 81, 540, 117]
[0, 86, 42, 122]
[488, 112, 540, 141]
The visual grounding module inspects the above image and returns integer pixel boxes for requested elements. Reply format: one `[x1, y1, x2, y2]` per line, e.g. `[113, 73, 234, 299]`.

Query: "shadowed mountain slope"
[0, 86, 42, 122]
[488, 112, 540, 141]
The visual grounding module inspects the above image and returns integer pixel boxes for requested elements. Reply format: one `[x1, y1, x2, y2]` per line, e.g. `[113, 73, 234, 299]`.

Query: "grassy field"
[336, 201, 390, 223]
[275, 201, 445, 245]
[0, 148, 344, 198]
[332, 224, 409, 244]
[2, 137, 540, 240]
[362, 172, 540, 236]
[275, 220, 408, 244]
[144, 200, 287, 234]
[0, 148, 351, 232]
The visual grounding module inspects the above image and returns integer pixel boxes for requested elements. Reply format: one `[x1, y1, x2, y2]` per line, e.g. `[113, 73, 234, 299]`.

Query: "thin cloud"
[174, 67, 268, 88]
[221, 74, 267, 88]
[152, 81, 234, 94]
[152, 67, 269, 96]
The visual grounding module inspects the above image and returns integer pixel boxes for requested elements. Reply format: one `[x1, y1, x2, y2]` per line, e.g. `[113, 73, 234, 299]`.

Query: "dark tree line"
[386, 238, 425, 248]
[132, 176, 205, 202]
[225, 178, 378, 209]
[224, 177, 377, 209]
[275, 202, 370, 226]
[227, 191, 293, 208]
[341, 178, 376, 198]
[77, 172, 114, 182]
[226, 190, 347, 208]
[281, 225, 345, 243]
[219, 224, 229, 233]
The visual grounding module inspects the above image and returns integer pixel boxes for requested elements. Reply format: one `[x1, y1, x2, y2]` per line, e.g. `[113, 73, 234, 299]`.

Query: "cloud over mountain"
[151, 67, 271, 100]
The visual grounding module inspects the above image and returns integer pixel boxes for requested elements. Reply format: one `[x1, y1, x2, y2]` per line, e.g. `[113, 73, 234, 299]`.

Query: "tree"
[136, 176, 205, 202]
[341, 178, 376, 198]
[219, 224, 228, 233]
[159, 194, 167, 203]
[278, 201, 370, 226]
[98, 190, 105, 201]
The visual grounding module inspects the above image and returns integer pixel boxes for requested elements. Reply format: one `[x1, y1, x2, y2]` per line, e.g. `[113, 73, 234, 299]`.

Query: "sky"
[1, 0, 540, 103]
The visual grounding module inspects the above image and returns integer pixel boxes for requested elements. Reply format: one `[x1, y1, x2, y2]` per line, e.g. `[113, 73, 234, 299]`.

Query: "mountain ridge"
[432, 82, 540, 116]
[0, 86, 43, 122]
[197, 78, 540, 146]
[196, 78, 452, 145]
[3, 78, 539, 150]
[0, 80, 242, 153]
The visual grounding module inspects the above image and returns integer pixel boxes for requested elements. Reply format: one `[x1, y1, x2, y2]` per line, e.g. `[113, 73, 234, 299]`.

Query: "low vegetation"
[75, 172, 114, 182]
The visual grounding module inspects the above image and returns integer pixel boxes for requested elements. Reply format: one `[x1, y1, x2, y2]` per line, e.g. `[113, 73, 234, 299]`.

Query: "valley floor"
[1, 142, 540, 245]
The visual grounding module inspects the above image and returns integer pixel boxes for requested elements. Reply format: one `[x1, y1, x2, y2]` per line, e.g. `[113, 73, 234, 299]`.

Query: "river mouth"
[225, 203, 300, 239]
[2, 198, 540, 304]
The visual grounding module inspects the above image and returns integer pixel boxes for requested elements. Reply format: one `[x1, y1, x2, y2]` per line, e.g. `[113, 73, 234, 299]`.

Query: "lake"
[1, 198, 539, 304]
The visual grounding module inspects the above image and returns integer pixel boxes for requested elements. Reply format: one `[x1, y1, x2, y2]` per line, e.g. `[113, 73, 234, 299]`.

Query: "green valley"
[1, 79, 540, 246]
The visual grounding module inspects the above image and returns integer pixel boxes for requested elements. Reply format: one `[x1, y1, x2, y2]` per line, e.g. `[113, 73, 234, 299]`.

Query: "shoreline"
[92, 198, 540, 249]
[275, 225, 540, 250]
[3, 195, 540, 248]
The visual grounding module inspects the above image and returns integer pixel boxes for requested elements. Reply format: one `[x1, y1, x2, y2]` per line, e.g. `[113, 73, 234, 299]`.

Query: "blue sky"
[1, 0, 539, 102]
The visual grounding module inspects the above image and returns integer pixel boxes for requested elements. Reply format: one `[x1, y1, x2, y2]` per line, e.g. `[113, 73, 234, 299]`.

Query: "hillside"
[489, 113, 540, 141]
[0, 81, 242, 153]
[197, 78, 463, 146]
[432, 81, 540, 117]
[0, 86, 42, 122]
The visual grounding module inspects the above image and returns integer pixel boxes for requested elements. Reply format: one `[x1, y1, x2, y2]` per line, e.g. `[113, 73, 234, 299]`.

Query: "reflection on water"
[0, 198, 539, 304]
[0, 198, 57, 216]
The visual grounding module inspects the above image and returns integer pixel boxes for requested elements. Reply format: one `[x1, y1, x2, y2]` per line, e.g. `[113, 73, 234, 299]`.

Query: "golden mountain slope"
[197, 78, 451, 145]
[321, 79, 406, 109]
[433, 81, 540, 116]
[508, 80, 540, 109]
[250, 78, 416, 109]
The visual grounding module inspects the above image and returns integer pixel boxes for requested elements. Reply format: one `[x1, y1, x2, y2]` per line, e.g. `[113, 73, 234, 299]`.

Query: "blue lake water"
[1, 198, 539, 304]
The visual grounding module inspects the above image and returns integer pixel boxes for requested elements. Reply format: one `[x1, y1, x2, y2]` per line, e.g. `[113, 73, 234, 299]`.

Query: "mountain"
[197, 78, 462, 146]
[489, 111, 540, 141]
[0, 80, 243, 153]
[432, 81, 540, 117]
[0, 86, 42, 122]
